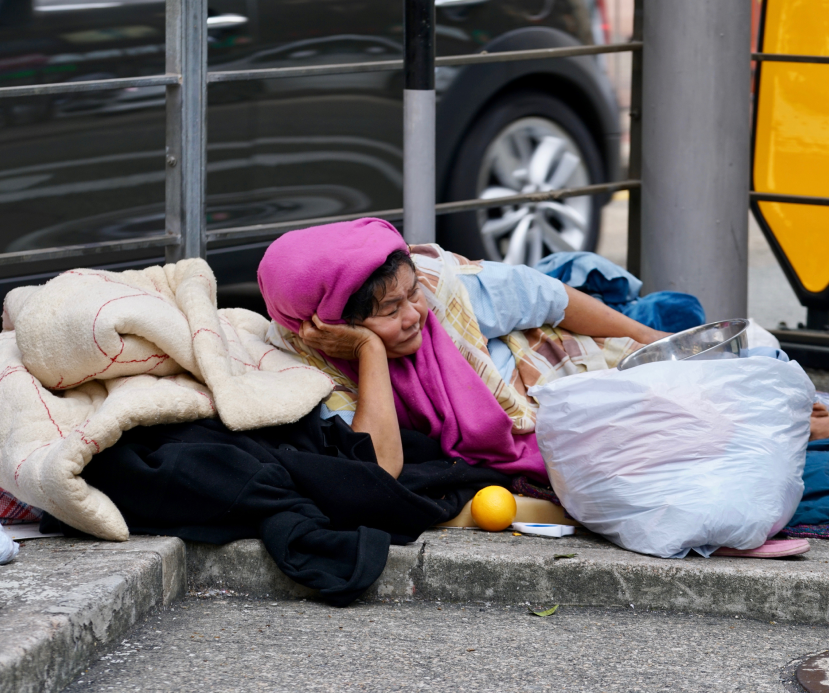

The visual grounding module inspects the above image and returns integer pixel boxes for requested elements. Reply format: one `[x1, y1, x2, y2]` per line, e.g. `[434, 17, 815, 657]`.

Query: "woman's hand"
[299, 314, 380, 360]
[301, 313, 404, 478]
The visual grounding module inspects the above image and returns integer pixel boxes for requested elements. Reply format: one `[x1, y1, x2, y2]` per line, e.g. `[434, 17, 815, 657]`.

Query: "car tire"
[438, 90, 605, 264]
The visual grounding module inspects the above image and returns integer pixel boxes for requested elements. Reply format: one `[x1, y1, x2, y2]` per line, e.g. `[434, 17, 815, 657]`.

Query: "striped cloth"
[0, 488, 42, 525]
[267, 243, 642, 434]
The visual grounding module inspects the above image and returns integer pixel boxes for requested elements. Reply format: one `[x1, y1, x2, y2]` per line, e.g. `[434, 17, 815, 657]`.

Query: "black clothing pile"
[43, 408, 509, 606]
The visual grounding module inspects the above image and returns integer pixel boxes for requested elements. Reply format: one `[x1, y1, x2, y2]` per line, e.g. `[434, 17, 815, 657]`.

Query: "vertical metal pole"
[165, 0, 207, 262]
[403, 0, 436, 245]
[640, 0, 751, 321]
[625, 0, 643, 277]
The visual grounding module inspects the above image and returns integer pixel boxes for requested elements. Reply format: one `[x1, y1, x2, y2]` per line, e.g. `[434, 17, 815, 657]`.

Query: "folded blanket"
[0, 259, 333, 540]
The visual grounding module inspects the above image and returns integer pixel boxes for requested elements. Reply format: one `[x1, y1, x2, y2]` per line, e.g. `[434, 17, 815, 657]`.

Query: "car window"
[35, 0, 160, 9]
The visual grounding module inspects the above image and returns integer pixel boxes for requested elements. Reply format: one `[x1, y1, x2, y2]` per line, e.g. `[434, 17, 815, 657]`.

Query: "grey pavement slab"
[62, 595, 824, 693]
[0, 536, 185, 693]
[188, 528, 829, 625]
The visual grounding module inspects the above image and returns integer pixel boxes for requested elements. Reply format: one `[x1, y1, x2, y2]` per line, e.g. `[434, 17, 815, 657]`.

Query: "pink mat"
[712, 538, 810, 558]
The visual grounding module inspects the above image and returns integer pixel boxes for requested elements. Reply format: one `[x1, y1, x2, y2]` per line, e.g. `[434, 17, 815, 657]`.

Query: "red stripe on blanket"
[192, 328, 223, 341]
[31, 375, 64, 438]
[257, 348, 277, 369]
[14, 442, 54, 484]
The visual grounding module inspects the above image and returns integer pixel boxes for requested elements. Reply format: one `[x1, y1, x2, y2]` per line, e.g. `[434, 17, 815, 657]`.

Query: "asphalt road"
[63, 596, 824, 693]
[596, 194, 806, 331]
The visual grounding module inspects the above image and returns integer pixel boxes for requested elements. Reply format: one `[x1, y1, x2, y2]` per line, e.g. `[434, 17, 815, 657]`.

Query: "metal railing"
[208, 180, 641, 244]
[0, 0, 642, 268]
[1, 0, 826, 273]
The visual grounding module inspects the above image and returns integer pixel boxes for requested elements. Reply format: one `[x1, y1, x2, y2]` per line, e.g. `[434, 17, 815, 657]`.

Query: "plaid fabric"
[266, 327, 360, 416]
[510, 476, 580, 521]
[0, 488, 42, 525]
[510, 475, 561, 505]
[267, 243, 643, 432]
[782, 524, 829, 539]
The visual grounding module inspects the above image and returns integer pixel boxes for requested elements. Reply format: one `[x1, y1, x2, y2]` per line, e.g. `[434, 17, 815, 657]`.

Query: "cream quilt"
[0, 259, 333, 541]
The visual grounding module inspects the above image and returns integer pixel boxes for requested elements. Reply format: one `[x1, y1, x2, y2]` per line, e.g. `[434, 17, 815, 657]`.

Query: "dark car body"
[0, 0, 620, 305]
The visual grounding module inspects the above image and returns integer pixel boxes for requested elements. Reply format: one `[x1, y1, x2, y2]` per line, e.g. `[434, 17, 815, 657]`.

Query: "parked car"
[0, 0, 621, 308]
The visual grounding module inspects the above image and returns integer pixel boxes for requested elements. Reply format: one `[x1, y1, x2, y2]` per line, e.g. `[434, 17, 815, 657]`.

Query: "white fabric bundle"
[0, 259, 333, 541]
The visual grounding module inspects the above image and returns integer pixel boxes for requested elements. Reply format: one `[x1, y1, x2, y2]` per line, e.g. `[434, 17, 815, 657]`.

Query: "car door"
[0, 0, 255, 285]
[241, 0, 405, 240]
[0, 0, 169, 273]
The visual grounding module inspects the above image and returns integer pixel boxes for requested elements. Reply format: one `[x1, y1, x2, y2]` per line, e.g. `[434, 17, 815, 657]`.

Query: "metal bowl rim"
[618, 318, 750, 370]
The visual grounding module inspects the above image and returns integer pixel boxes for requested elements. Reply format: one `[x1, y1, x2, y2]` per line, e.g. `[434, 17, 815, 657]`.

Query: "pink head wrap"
[257, 218, 546, 480]
[258, 217, 408, 332]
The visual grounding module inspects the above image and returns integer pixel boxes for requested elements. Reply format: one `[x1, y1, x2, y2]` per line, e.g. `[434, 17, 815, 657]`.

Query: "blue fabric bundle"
[534, 251, 706, 333]
[789, 439, 829, 526]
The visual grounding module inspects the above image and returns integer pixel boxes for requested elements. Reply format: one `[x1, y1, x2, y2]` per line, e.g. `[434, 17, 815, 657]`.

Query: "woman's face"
[358, 263, 429, 358]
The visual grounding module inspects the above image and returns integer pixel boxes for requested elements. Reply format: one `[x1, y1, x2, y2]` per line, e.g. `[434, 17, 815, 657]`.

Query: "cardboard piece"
[437, 494, 580, 528]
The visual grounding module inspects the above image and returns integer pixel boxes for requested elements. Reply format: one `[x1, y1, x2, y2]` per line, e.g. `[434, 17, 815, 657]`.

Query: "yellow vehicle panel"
[753, 0, 829, 296]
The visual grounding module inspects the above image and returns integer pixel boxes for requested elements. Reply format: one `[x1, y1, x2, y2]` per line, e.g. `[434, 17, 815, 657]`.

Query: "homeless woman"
[257, 217, 668, 481]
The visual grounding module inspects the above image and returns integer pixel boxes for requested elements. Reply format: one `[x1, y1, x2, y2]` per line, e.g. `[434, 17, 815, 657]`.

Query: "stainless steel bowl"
[617, 319, 750, 371]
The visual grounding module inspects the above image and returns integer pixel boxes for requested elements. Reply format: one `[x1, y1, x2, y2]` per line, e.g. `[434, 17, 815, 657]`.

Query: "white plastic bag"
[0, 523, 19, 565]
[529, 357, 814, 558]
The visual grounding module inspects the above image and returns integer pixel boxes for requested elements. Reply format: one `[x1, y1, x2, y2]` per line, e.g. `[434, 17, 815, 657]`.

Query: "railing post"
[403, 0, 436, 245]
[165, 0, 207, 262]
[625, 0, 643, 278]
[639, 0, 751, 320]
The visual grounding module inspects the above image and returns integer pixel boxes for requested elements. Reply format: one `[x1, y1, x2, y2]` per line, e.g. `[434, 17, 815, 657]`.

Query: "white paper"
[4, 523, 62, 541]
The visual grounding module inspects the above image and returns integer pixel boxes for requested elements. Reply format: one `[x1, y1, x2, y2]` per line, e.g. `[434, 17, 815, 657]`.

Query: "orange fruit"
[470, 486, 517, 532]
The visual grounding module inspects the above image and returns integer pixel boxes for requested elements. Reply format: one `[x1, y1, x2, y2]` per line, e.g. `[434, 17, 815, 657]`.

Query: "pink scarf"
[257, 218, 546, 480]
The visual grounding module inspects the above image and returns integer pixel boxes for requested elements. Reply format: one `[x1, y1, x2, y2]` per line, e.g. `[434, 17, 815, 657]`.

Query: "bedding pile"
[0, 259, 333, 541]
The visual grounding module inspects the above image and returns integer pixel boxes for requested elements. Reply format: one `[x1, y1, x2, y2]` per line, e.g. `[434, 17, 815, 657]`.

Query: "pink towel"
[258, 218, 547, 480]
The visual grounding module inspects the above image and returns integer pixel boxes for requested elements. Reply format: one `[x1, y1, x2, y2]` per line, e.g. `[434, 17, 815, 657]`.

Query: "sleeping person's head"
[341, 249, 428, 358]
[257, 218, 427, 359]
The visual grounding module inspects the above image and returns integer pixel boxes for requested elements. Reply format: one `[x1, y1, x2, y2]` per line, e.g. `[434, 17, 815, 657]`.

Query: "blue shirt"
[458, 261, 569, 382]
[321, 262, 569, 424]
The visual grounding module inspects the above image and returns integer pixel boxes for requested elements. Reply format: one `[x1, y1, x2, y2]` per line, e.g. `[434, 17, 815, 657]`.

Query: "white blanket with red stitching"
[0, 259, 333, 541]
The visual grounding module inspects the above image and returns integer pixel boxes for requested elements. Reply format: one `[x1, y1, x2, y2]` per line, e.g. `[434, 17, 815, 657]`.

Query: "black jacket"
[46, 408, 509, 606]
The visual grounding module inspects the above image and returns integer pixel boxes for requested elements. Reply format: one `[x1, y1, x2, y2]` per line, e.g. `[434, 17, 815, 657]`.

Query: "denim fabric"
[535, 251, 641, 304]
[789, 439, 829, 526]
[621, 291, 707, 334]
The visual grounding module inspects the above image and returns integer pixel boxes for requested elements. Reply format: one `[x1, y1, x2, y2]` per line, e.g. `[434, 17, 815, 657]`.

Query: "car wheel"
[439, 91, 605, 264]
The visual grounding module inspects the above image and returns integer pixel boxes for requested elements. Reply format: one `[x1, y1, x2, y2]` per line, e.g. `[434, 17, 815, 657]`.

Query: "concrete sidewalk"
[62, 597, 823, 693]
[0, 536, 185, 693]
[4, 528, 829, 692]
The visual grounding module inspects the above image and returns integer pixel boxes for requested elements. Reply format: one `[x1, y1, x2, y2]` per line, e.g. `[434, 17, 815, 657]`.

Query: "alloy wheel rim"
[475, 116, 593, 265]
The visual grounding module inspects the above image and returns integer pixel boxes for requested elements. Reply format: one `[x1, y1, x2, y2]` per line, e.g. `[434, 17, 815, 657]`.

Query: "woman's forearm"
[351, 340, 404, 478]
[558, 285, 665, 344]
